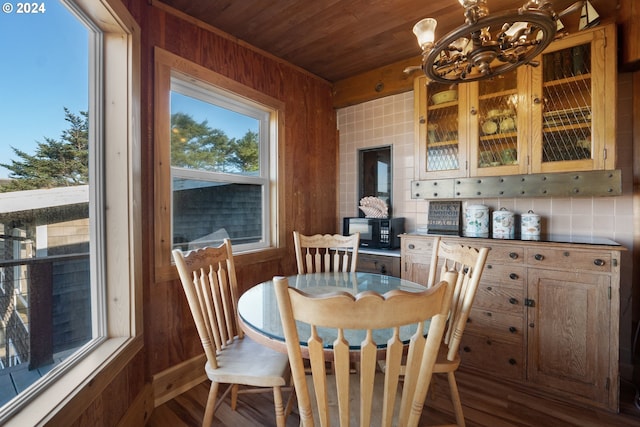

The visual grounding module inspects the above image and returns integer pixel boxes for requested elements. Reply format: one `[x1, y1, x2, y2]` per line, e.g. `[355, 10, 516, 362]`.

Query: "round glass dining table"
[238, 272, 429, 355]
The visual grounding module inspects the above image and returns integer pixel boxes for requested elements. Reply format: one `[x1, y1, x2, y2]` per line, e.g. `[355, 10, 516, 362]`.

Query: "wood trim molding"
[152, 354, 208, 407]
[332, 55, 421, 109]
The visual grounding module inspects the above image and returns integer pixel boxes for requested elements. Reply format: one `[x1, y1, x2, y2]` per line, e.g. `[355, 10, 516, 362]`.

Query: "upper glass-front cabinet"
[415, 79, 467, 179]
[530, 25, 616, 173]
[415, 23, 616, 180]
[468, 67, 527, 176]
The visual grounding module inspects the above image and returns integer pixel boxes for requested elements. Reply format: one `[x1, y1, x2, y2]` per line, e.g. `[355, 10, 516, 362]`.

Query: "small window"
[170, 77, 271, 252]
[154, 48, 284, 277]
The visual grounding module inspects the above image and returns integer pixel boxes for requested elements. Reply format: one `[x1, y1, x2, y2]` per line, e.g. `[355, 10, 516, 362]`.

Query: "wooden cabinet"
[356, 251, 400, 277]
[400, 233, 622, 411]
[415, 23, 617, 180]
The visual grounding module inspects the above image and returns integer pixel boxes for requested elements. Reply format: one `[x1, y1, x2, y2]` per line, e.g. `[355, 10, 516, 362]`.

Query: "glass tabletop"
[238, 272, 429, 350]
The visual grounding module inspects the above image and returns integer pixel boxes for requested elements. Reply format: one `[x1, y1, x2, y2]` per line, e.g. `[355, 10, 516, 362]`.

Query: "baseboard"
[117, 382, 154, 427]
[152, 353, 208, 407]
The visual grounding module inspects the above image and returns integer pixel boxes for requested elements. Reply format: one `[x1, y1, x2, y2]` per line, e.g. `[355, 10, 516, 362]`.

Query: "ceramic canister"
[492, 207, 515, 239]
[521, 210, 541, 237]
[464, 204, 489, 237]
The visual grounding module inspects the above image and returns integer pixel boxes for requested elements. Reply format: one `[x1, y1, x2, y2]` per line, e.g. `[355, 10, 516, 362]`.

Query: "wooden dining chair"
[172, 239, 293, 427]
[274, 274, 454, 427]
[293, 231, 360, 274]
[425, 236, 490, 427]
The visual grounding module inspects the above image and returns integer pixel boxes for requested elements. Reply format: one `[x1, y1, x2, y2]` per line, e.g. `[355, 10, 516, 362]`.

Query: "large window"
[0, 0, 140, 424]
[170, 77, 271, 252]
[154, 48, 284, 281]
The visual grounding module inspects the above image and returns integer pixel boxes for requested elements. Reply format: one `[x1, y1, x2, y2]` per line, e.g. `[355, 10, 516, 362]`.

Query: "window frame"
[154, 47, 286, 282]
[170, 76, 272, 252]
[0, 0, 141, 424]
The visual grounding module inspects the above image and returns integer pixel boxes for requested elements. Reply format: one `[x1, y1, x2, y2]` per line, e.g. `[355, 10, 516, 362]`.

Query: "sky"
[0, 1, 255, 180]
[0, 1, 88, 179]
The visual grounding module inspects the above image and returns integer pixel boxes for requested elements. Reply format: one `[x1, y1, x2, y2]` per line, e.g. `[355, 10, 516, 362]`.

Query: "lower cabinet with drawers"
[400, 233, 623, 411]
[356, 249, 401, 277]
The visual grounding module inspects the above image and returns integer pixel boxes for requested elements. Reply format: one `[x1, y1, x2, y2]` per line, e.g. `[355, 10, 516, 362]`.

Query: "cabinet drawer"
[467, 308, 524, 343]
[525, 248, 612, 272]
[482, 264, 525, 286]
[357, 254, 400, 277]
[474, 282, 524, 314]
[403, 237, 435, 254]
[460, 333, 524, 381]
[484, 245, 524, 264]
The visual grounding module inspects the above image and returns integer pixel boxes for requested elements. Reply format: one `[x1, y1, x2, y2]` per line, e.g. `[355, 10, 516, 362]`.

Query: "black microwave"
[343, 217, 404, 249]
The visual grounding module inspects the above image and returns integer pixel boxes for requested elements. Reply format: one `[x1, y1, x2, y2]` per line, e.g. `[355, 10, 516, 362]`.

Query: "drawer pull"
[509, 273, 519, 280]
[463, 346, 471, 352]
[508, 358, 517, 365]
[534, 253, 544, 261]
[487, 264, 493, 269]
[594, 258, 605, 267]
[509, 252, 519, 259]
[408, 244, 415, 249]
[486, 286, 492, 291]
[509, 297, 518, 305]
[509, 326, 517, 333]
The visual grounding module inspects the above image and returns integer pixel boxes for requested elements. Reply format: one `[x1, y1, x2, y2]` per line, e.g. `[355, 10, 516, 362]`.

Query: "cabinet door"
[415, 77, 467, 179]
[469, 67, 528, 177]
[400, 236, 435, 285]
[530, 26, 616, 173]
[527, 268, 611, 407]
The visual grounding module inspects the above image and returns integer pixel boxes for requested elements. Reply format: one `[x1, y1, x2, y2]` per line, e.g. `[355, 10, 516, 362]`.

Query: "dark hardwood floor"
[146, 371, 640, 426]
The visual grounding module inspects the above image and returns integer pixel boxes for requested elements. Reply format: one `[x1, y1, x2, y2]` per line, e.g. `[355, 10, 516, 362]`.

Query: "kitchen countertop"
[404, 233, 622, 247]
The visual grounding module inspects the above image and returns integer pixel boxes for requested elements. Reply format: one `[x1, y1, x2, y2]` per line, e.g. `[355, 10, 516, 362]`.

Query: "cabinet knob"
[408, 244, 415, 249]
[509, 252, 519, 259]
[487, 264, 493, 269]
[470, 107, 477, 115]
[486, 286, 492, 291]
[509, 273, 519, 280]
[594, 258, 605, 266]
[508, 358, 517, 365]
[509, 326, 517, 333]
[463, 346, 471, 353]
[534, 253, 544, 261]
[529, 322, 535, 328]
[533, 96, 541, 104]
[509, 298, 518, 305]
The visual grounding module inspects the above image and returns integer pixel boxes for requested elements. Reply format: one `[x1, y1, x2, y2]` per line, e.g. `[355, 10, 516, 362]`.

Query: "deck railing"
[0, 253, 90, 371]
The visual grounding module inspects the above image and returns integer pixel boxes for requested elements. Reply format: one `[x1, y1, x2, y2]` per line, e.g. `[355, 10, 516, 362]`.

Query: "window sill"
[3, 335, 143, 426]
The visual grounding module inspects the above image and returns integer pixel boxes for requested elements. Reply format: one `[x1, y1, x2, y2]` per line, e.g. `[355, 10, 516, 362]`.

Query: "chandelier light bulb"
[413, 18, 437, 51]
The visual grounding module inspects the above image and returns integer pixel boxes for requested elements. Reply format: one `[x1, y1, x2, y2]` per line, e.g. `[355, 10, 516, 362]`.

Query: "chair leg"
[231, 384, 239, 410]
[273, 386, 285, 427]
[284, 383, 297, 418]
[203, 381, 219, 427]
[447, 371, 466, 427]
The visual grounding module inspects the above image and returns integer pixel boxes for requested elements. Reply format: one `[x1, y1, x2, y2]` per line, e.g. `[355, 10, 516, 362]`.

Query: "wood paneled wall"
[131, 0, 339, 378]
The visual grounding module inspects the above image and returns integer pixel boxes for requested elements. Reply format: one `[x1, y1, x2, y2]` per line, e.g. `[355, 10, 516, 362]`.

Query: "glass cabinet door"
[530, 28, 611, 173]
[470, 68, 526, 176]
[415, 77, 466, 179]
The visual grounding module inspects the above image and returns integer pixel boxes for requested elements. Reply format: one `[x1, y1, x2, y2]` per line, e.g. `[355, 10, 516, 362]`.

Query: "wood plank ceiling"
[156, 0, 617, 83]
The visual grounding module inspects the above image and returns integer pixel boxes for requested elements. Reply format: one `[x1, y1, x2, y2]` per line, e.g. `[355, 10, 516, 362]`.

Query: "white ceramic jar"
[492, 207, 515, 239]
[521, 210, 541, 238]
[464, 204, 489, 237]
